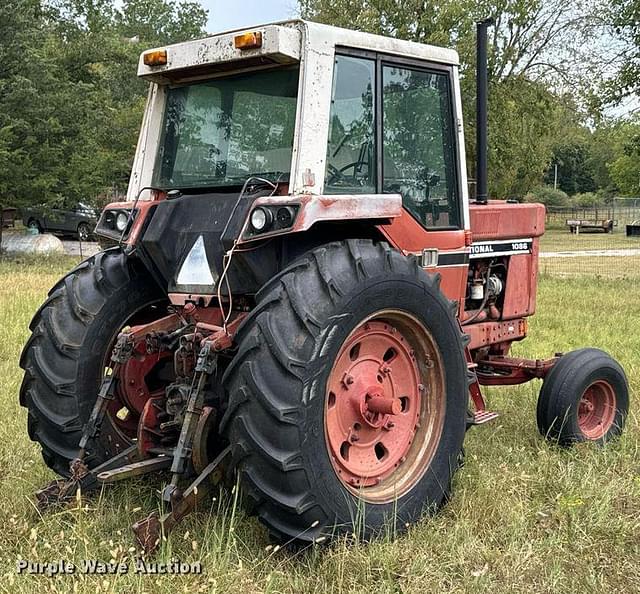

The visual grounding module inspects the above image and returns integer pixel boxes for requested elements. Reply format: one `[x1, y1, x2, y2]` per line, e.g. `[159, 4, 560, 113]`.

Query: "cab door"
[376, 61, 468, 302]
[324, 53, 468, 303]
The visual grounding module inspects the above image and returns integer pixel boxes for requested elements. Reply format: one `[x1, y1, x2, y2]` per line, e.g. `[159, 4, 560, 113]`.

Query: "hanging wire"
[216, 176, 280, 334]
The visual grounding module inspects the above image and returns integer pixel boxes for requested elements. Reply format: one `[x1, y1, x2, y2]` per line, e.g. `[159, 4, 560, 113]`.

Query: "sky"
[200, 0, 299, 34]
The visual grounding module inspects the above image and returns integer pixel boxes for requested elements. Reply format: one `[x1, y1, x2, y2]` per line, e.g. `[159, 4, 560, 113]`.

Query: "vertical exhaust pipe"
[476, 18, 493, 205]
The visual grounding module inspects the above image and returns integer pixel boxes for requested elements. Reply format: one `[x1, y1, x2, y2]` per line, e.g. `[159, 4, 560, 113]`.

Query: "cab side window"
[324, 56, 376, 194]
[382, 65, 460, 228]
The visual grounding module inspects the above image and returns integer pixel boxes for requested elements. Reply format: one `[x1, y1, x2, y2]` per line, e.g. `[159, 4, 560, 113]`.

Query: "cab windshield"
[155, 66, 299, 189]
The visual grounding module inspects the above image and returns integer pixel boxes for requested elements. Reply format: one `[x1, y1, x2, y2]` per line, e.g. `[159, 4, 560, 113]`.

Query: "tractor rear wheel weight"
[19, 249, 166, 474]
[536, 348, 629, 445]
[221, 240, 468, 544]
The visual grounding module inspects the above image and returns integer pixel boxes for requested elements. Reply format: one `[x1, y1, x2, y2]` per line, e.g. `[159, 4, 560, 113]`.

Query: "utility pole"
[553, 164, 558, 190]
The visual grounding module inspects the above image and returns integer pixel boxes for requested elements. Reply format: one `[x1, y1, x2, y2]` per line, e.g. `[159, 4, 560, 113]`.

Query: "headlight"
[250, 207, 272, 233]
[244, 204, 300, 239]
[276, 206, 295, 227]
[115, 212, 129, 232]
[96, 207, 137, 241]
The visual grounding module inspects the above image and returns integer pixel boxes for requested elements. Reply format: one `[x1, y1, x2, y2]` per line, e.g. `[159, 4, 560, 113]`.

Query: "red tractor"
[20, 20, 628, 551]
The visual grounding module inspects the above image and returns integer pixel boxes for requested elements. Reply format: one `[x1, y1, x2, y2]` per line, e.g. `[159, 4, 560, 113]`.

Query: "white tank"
[2, 233, 64, 254]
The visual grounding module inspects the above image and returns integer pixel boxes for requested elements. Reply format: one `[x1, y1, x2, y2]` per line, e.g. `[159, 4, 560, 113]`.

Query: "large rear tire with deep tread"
[19, 249, 165, 476]
[221, 240, 468, 544]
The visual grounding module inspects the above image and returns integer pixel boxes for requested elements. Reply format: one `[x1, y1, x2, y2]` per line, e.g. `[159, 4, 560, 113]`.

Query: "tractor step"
[470, 410, 500, 425]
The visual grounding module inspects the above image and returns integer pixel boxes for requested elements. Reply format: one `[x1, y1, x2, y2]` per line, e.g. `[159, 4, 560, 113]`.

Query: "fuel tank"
[470, 200, 545, 241]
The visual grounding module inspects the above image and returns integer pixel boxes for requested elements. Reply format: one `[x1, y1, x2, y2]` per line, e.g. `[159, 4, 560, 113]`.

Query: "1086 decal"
[470, 238, 533, 259]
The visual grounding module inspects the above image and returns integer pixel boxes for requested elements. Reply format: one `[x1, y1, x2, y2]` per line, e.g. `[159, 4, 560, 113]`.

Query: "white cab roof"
[138, 20, 459, 82]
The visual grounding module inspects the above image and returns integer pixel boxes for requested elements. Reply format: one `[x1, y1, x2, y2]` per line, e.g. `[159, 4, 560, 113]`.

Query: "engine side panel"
[463, 201, 545, 352]
[501, 245, 539, 320]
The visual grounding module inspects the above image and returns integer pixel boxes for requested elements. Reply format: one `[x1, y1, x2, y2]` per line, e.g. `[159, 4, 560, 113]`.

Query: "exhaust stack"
[476, 18, 493, 205]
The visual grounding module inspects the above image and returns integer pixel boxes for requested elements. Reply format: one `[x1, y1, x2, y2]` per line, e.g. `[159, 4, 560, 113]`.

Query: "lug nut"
[342, 373, 354, 388]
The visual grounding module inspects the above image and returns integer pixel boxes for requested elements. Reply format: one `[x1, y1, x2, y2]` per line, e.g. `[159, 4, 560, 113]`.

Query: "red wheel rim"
[577, 380, 617, 440]
[324, 310, 446, 503]
[101, 301, 169, 440]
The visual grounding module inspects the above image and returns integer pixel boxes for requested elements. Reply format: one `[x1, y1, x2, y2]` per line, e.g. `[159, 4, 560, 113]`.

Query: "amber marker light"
[234, 32, 263, 50]
[143, 49, 168, 66]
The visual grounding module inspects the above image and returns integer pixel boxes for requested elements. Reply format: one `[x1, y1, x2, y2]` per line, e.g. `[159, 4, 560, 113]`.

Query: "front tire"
[222, 240, 468, 544]
[77, 222, 92, 241]
[536, 348, 629, 445]
[19, 250, 165, 475]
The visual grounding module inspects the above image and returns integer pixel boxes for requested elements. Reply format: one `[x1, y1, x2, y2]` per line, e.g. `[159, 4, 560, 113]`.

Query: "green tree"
[524, 185, 570, 208]
[0, 0, 207, 215]
[605, 0, 640, 103]
[48, 0, 208, 203]
[300, 0, 606, 198]
[0, 0, 71, 209]
[607, 120, 640, 195]
[586, 125, 617, 191]
[544, 142, 597, 195]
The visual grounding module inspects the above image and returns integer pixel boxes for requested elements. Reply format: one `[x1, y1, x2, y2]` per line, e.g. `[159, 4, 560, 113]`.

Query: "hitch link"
[162, 341, 217, 507]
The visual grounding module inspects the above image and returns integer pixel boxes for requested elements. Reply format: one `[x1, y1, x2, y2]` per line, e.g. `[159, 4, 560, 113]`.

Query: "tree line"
[0, 0, 207, 214]
[302, 0, 640, 207]
[2, 0, 640, 220]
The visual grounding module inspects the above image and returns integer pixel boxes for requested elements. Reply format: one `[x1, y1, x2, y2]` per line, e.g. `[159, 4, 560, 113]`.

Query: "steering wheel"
[327, 162, 368, 186]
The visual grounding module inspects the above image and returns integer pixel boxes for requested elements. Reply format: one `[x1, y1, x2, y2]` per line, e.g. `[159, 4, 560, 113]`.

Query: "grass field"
[0, 255, 638, 594]
[539, 229, 640, 278]
[540, 228, 640, 252]
[539, 255, 640, 279]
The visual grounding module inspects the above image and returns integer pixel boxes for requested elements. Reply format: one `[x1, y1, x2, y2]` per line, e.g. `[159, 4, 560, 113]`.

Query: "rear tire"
[222, 240, 468, 544]
[19, 249, 165, 475]
[536, 348, 629, 445]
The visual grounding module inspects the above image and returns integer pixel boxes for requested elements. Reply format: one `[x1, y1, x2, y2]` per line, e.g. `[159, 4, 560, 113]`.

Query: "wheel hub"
[577, 380, 616, 439]
[360, 387, 402, 428]
[325, 314, 444, 501]
[107, 343, 171, 436]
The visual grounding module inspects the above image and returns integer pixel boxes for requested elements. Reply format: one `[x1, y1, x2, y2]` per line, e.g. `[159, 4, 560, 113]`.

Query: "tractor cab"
[127, 21, 466, 205]
[96, 21, 474, 300]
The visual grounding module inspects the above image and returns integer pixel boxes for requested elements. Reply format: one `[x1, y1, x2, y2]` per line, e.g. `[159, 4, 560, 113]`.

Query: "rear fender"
[96, 190, 167, 245]
[238, 193, 402, 245]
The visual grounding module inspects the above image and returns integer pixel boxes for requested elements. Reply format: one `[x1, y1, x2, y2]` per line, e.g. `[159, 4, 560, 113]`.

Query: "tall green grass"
[0, 256, 638, 593]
